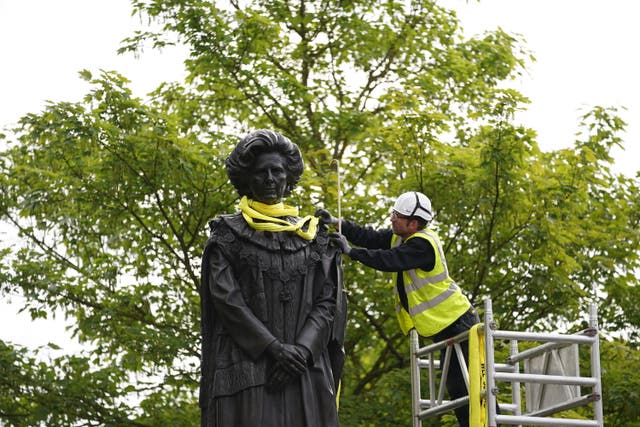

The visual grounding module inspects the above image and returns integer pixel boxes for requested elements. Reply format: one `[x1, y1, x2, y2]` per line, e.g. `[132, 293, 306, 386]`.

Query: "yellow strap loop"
[238, 196, 319, 241]
[469, 323, 487, 427]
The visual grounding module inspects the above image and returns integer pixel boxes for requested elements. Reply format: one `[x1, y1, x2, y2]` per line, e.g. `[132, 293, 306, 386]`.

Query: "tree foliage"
[1, 0, 639, 425]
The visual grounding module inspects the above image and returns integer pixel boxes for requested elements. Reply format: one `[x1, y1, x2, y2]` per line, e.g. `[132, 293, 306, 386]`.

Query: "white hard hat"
[392, 192, 433, 222]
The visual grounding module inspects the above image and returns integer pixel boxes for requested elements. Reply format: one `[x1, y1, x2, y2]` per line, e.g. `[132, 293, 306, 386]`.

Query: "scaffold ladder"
[410, 298, 603, 426]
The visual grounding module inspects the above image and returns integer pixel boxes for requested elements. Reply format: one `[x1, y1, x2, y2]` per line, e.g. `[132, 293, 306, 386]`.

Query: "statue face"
[249, 151, 288, 204]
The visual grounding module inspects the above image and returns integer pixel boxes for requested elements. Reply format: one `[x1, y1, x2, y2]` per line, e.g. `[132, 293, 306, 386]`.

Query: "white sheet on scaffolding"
[524, 344, 580, 412]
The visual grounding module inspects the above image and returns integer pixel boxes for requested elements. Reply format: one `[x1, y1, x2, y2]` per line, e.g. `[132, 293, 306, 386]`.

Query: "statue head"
[225, 130, 304, 202]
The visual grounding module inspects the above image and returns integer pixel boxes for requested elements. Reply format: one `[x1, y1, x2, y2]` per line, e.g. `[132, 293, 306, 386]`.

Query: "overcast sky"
[445, 0, 639, 177]
[1, 0, 639, 350]
[2, 0, 638, 174]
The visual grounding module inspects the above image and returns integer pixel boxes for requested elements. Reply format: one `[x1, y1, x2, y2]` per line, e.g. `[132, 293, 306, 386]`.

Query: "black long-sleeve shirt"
[340, 220, 436, 310]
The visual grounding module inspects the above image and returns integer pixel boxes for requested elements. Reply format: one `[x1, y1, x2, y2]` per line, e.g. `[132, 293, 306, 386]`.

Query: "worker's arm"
[348, 237, 436, 272]
[340, 219, 393, 249]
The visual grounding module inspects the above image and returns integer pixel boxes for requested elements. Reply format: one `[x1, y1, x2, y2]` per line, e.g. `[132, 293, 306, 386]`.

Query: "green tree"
[0, 72, 225, 426]
[1, 0, 639, 425]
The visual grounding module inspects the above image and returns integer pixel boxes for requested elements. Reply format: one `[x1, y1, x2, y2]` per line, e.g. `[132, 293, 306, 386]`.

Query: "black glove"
[315, 208, 339, 226]
[329, 232, 351, 255]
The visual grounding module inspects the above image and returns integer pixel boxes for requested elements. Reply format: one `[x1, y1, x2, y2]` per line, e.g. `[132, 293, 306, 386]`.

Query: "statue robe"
[199, 213, 346, 426]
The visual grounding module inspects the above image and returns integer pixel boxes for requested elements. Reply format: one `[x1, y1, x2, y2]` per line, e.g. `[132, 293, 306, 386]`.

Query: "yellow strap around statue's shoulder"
[469, 323, 487, 427]
[238, 196, 319, 241]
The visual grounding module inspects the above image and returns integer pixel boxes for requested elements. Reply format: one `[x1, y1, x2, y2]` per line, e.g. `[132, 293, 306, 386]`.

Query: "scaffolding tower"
[410, 298, 603, 426]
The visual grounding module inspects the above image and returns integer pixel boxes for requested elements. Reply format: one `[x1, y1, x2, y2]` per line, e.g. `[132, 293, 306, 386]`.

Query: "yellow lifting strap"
[469, 323, 488, 427]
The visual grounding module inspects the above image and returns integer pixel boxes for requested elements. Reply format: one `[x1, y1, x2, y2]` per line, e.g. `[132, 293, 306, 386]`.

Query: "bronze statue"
[199, 130, 346, 426]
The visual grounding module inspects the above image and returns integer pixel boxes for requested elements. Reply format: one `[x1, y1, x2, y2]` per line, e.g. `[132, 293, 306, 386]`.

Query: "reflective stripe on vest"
[406, 280, 460, 317]
[391, 229, 470, 336]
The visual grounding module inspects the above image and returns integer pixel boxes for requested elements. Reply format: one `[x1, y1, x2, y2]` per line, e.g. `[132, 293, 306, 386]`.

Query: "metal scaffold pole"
[410, 297, 603, 426]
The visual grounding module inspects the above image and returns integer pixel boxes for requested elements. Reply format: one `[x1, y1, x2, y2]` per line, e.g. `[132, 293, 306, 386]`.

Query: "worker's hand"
[329, 232, 351, 255]
[266, 341, 308, 376]
[315, 208, 339, 226]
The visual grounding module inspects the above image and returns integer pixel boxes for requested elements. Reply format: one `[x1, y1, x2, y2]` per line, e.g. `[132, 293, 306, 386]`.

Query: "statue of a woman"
[199, 130, 346, 426]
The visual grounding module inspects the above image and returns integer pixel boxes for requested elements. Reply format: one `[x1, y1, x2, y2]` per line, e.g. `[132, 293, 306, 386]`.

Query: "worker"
[316, 191, 479, 427]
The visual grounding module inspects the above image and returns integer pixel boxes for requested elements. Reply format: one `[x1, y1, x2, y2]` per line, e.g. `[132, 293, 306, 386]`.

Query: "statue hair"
[225, 129, 304, 198]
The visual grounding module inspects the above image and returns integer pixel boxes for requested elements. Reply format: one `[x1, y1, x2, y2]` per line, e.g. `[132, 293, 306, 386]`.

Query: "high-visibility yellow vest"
[391, 229, 470, 337]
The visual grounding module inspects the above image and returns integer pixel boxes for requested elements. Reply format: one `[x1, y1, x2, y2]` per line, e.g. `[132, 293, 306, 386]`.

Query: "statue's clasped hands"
[266, 341, 310, 391]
